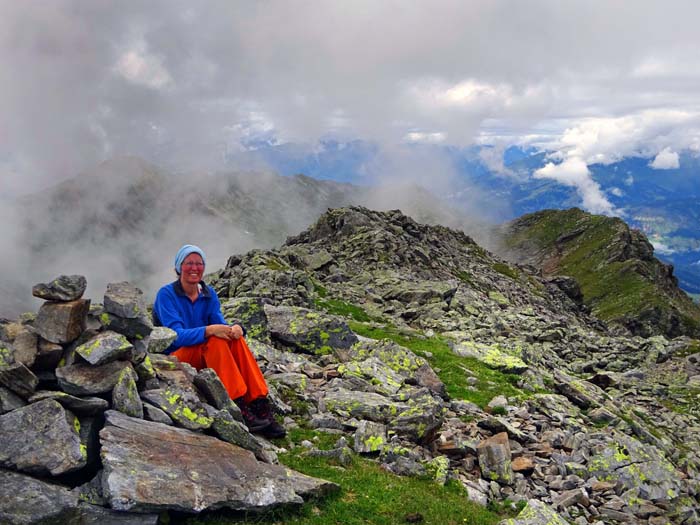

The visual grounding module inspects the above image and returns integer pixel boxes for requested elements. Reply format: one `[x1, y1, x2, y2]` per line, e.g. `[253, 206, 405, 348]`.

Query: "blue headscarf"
[174, 244, 206, 275]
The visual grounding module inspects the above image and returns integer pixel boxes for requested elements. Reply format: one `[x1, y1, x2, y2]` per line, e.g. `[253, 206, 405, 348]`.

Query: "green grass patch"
[181, 427, 502, 525]
[456, 270, 474, 285]
[492, 262, 519, 280]
[316, 298, 372, 322]
[265, 259, 287, 271]
[347, 322, 526, 408]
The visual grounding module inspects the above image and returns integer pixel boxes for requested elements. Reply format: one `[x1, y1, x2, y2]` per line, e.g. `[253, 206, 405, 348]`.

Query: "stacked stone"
[0, 276, 335, 524]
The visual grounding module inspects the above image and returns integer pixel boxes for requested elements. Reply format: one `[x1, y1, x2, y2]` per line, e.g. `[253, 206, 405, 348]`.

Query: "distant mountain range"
[233, 140, 700, 296]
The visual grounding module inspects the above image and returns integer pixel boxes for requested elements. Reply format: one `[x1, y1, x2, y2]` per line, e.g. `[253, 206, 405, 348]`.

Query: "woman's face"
[180, 253, 205, 286]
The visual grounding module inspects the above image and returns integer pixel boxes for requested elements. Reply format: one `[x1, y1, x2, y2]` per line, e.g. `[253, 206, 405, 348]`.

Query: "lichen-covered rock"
[144, 326, 177, 353]
[265, 304, 358, 354]
[34, 298, 90, 344]
[0, 399, 86, 475]
[353, 420, 387, 454]
[32, 274, 87, 301]
[112, 366, 143, 418]
[104, 281, 148, 319]
[477, 432, 514, 485]
[28, 390, 108, 416]
[338, 357, 405, 395]
[389, 390, 445, 443]
[0, 362, 39, 398]
[100, 410, 337, 513]
[140, 387, 213, 430]
[221, 296, 271, 342]
[194, 367, 232, 409]
[320, 387, 408, 422]
[0, 340, 15, 367]
[586, 432, 683, 502]
[452, 340, 528, 374]
[0, 468, 80, 524]
[100, 311, 153, 341]
[553, 370, 608, 409]
[499, 499, 569, 525]
[56, 360, 133, 395]
[209, 407, 265, 458]
[76, 330, 133, 365]
[143, 402, 173, 425]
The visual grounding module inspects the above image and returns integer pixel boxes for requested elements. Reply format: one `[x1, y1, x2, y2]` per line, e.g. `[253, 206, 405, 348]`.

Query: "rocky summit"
[1, 205, 700, 525]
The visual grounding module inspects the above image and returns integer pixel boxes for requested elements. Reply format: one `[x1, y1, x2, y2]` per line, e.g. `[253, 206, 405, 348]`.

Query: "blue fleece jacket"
[152, 280, 228, 354]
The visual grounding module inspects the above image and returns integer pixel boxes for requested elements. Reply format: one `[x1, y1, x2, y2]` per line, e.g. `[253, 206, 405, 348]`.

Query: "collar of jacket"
[172, 279, 212, 298]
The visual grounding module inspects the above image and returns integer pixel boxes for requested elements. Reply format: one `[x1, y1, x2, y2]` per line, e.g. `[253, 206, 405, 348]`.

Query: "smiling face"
[179, 252, 205, 287]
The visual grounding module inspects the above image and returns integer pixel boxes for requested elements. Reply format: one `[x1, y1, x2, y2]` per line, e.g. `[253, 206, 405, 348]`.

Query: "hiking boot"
[250, 397, 286, 439]
[234, 397, 271, 433]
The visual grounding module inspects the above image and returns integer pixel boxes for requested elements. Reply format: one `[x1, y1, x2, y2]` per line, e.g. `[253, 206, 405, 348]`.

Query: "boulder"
[0, 386, 26, 414]
[34, 298, 90, 344]
[499, 499, 569, 525]
[0, 399, 86, 476]
[265, 304, 358, 354]
[100, 311, 153, 341]
[144, 326, 177, 353]
[11, 326, 38, 367]
[33, 338, 64, 370]
[140, 387, 213, 430]
[221, 296, 271, 342]
[452, 340, 528, 374]
[32, 274, 87, 301]
[100, 410, 337, 513]
[28, 390, 109, 416]
[353, 420, 387, 454]
[0, 362, 39, 398]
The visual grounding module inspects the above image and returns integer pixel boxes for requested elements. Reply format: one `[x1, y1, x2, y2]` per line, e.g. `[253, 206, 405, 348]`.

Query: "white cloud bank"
[650, 147, 680, 169]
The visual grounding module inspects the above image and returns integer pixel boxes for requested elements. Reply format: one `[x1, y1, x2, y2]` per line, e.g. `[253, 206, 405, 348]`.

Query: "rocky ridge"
[499, 208, 700, 338]
[0, 206, 699, 524]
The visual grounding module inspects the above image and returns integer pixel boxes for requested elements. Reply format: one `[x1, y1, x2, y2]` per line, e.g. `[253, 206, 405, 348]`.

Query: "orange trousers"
[172, 336, 268, 403]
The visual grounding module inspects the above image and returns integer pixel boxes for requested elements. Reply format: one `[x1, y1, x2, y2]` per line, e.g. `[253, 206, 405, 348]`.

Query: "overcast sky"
[2, 1, 700, 213]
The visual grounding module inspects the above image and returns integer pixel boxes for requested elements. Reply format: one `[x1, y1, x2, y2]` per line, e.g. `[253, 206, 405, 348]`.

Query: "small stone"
[34, 299, 90, 344]
[512, 456, 535, 473]
[476, 432, 514, 485]
[32, 275, 87, 301]
[143, 402, 173, 425]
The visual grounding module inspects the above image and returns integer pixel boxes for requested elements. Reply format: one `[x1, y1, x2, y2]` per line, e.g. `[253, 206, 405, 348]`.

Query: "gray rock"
[140, 387, 213, 430]
[32, 275, 87, 301]
[0, 468, 80, 524]
[320, 387, 408, 422]
[112, 366, 143, 418]
[265, 304, 358, 354]
[76, 330, 133, 365]
[499, 499, 569, 525]
[339, 357, 405, 395]
[452, 340, 529, 374]
[144, 326, 177, 353]
[353, 420, 388, 454]
[477, 432, 514, 485]
[28, 390, 109, 416]
[104, 281, 148, 319]
[78, 503, 160, 524]
[0, 362, 39, 398]
[11, 326, 38, 367]
[0, 340, 15, 367]
[0, 385, 26, 413]
[194, 367, 231, 409]
[143, 402, 173, 425]
[134, 354, 156, 381]
[33, 338, 64, 370]
[210, 407, 265, 459]
[100, 410, 336, 513]
[221, 296, 271, 342]
[553, 370, 607, 409]
[0, 399, 86, 475]
[34, 298, 90, 344]
[56, 360, 133, 395]
[100, 311, 153, 341]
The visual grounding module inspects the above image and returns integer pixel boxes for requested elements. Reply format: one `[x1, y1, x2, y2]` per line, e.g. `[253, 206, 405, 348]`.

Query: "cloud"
[114, 48, 173, 89]
[649, 147, 680, 169]
[534, 157, 615, 215]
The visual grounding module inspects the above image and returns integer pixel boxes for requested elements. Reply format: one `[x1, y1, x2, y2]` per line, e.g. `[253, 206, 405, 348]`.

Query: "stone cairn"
[0, 276, 336, 524]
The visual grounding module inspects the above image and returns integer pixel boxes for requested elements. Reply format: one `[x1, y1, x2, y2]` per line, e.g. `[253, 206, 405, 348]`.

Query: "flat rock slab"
[35, 298, 90, 344]
[100, 410, 338, 513]
[56, 360, 133, 395]
[0, 468, 80, 525]
[0, 399, 85, 476]
[32, 274, 87, 301]
[76, 330, 133, 365]
[29, 390, 109, 416]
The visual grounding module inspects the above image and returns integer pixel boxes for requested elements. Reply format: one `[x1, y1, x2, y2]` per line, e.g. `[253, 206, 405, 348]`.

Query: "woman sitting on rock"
[153, 244, 285, 438]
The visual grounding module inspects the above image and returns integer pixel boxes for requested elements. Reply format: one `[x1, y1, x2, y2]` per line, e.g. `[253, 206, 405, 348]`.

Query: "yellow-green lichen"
[364, 435, 385, 452]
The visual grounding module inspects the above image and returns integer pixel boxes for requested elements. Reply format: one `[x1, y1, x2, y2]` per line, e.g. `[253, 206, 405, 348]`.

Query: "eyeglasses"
[182, 262, 205, 268]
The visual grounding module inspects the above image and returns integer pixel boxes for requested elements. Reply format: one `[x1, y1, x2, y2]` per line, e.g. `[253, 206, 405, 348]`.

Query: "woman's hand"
[206, 324, 244, 341]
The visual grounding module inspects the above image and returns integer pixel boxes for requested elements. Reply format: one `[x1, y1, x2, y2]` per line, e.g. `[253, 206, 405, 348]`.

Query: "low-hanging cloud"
[650, 147, 680, 169]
